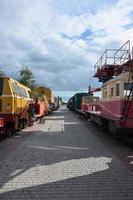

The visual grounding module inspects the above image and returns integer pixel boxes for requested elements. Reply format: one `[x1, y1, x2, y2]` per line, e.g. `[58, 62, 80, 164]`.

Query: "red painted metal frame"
[94, 41, 131, 82]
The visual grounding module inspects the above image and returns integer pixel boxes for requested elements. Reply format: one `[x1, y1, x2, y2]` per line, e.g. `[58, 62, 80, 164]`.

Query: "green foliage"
[19, 66, 35, 89]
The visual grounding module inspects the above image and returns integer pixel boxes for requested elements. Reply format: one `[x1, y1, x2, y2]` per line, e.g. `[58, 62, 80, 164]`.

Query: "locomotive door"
[12, 83, 20, 129]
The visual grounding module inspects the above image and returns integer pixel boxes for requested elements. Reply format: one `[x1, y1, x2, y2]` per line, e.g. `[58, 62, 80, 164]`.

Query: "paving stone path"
[0, 107, 133, 199]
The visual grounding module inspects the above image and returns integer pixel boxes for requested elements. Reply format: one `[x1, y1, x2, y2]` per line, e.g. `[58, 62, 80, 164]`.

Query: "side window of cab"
[116, 83, 120, 97]
[124, 82, 133, 97]
[110, 86, 114, 98]
[103, 88, 107, 99]
[12, 83, 18, 95]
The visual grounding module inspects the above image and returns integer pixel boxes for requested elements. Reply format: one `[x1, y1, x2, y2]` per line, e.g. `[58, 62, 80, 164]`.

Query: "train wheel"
[28, 116, 34, 126]
[6, 122, 15, 136]
[18, 119, 23, 131]
[20, 119, 27, 129]
[108, 120, 120, 139]
[6, 129, 12, 137]
[97, 117, 104, 130]
[23, 119, 27, 128]
[113, 131, 120, 139]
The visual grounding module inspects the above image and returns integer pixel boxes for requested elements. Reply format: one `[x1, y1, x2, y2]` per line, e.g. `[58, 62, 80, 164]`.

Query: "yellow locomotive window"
[12, 84, 18, 95]
[0, 78, 3, 96]
[24, 89, 29, 98]
[12, 83, 29, 98]
[15, 85, 21, 96]
[17, 86, 22, 97]
[20, 88, 25, 97]
[19, 87, 28, 98]
[20, 88, 24, 97]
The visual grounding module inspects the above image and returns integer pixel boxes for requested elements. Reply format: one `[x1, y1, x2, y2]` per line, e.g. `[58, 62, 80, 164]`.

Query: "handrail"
[94, 40, 132, 74]
[94, 49, 117, 73]
[114, 40, 130, 65]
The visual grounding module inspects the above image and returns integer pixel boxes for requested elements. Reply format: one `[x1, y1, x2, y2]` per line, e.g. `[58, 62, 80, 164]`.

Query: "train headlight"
[6, 104, 11, 110]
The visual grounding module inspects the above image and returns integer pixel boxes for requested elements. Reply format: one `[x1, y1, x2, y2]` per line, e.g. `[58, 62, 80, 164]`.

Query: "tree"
[0, 67, 5, 76]
[19, 66, 35, 89]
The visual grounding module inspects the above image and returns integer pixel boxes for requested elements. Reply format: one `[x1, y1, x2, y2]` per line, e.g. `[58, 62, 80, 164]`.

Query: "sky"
[0, 0, 133, 101]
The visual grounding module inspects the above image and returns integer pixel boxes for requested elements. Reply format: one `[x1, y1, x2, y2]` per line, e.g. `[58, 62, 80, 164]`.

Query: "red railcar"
[84, 41, 133, 137]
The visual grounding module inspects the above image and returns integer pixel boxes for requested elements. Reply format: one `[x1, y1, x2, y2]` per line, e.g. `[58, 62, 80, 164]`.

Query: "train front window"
[124, 82, 133, 96]
[0, 78, 3, 96]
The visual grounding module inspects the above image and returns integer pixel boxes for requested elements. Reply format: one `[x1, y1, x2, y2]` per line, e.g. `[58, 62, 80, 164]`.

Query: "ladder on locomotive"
[120, 72, 133, 128]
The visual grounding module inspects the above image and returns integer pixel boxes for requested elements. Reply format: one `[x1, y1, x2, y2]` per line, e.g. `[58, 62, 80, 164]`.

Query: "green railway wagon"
[67, 97, 75, 110]
[74, 93, 89, 111]
[67, 93, 89, 111]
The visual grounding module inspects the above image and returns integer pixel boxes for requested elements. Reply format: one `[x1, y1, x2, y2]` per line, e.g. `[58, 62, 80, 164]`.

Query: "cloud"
[0, 0, 133, 101]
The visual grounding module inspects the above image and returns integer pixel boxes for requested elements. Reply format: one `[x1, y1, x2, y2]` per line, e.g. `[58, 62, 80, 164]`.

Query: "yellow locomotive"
[35, 87, 56, 112]
[0, 76, 34, 136]
[34, 87, 49, 117]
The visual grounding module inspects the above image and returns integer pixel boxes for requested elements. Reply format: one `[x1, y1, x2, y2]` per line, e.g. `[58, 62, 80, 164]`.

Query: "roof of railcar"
[0, 76, 31, 91]
[101, 71, 131, 88]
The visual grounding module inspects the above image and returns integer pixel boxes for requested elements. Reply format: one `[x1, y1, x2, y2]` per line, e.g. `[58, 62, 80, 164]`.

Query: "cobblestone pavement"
[0, 107, 133, 199]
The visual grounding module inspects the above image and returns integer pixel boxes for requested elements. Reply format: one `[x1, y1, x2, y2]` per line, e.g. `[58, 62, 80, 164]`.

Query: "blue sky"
[0, 0, 133, 101]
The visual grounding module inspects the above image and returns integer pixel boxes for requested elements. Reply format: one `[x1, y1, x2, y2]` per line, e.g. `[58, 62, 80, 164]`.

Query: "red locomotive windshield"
[0, 78, 3, 96]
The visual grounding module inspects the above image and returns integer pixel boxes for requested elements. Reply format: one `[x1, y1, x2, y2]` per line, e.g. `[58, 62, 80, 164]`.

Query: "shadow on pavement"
[0, 107, 132, 199]
[0, 159, 132, 200]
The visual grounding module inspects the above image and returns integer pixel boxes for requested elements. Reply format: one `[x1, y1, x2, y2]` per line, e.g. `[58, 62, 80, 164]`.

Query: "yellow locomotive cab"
[0, 77, 34, 133]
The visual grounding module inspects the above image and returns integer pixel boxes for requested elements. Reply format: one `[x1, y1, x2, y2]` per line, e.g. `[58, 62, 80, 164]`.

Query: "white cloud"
[0, 0, 133, 101]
